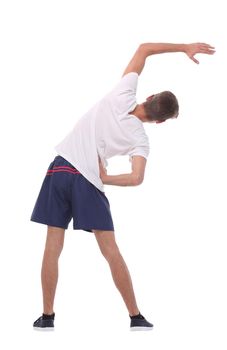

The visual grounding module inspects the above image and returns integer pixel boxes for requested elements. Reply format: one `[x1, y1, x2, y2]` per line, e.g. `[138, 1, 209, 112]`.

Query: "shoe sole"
[33, 327, 54, 331]
[130, 326, 153, 331]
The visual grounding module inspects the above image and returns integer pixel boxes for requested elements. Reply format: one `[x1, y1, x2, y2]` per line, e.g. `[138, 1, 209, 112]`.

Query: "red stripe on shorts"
[46, 166, 80, 175]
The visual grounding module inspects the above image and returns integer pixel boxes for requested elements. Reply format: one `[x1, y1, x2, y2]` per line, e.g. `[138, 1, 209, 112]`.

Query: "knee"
[47, 241, 64, 253]
[45, 242, 64, 258]
[93, 230, 121, 262]
[45, 226, 65, 256]
[100, 244, 121, 263]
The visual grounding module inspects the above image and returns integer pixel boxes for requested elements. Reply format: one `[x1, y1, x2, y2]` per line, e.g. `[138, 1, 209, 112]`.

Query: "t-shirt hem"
[54, 148, 105, 193]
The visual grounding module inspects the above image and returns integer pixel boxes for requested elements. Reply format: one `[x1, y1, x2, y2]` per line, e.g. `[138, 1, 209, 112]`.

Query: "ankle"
[129, 309, 140, 317]
[43, 310, 54, 316]
[42, 312, 55, 320]
[129, 312, 145, 320]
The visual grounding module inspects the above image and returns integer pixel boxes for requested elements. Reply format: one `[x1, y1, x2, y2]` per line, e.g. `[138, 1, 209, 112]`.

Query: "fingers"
[190, 56, 199, 64]
[199, 48, 216, 55]
[187, 43, 215, 63]
[197, 43, 216, 54]
[190, 42, 216, 53]
[186, 42, 215, 64]
[198, 42, 215, 49]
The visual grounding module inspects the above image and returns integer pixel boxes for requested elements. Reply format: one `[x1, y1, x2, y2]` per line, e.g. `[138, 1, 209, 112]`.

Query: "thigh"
[45, 226, 66, 252]
[92, 229, 119, 257]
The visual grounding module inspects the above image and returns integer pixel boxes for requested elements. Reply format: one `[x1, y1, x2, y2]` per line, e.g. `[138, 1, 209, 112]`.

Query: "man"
[31, 42, 215, 331]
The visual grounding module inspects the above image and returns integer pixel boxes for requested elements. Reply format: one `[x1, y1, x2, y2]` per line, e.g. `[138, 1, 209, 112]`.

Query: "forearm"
[101, 173, 137, 186]
[140, 42, 187, 57]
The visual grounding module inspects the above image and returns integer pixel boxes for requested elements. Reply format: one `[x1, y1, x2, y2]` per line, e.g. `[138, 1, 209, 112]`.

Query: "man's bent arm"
[99, 156, 146, 187]
[101, 173, 141, 187]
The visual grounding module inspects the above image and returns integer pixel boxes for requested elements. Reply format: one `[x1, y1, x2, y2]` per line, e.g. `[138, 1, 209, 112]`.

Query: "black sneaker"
[33, 313, 55, 331]
[130, 313, 153, 331]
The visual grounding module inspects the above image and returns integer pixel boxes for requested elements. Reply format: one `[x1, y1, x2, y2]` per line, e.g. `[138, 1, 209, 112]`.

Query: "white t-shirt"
[54, 72, 150, 192]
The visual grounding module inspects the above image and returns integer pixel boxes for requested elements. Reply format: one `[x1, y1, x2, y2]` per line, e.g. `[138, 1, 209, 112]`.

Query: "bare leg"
[41, 226, 65, 314]
[93, 230, 140, 316]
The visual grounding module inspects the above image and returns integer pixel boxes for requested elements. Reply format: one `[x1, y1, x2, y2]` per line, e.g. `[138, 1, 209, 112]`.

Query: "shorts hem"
[30, 217, 69, 230]
[73, 226, 114, 233]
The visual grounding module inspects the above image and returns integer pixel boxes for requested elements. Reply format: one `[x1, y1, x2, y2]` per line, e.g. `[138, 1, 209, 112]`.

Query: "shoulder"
[122, 115, 147, 135]
[107, 72, 139, 97]
[102, 73, 138, 114]
[121, 71, 139, 80]
[118, 72, 139, 89]
[130, 118, 149, 144]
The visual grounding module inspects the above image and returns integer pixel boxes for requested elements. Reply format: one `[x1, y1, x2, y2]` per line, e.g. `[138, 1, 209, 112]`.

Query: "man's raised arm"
[122, 42, 215, 76]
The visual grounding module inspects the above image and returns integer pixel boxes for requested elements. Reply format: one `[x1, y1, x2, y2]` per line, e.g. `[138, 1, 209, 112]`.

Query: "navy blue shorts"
[30, 155, 114, 232]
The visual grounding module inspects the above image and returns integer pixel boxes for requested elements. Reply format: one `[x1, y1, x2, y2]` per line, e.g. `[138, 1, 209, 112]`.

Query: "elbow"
[133, 44, 147, 59]
[138, 43, 148, 55]
[138, 43, 146, 50]
[131, 174, 144, 186]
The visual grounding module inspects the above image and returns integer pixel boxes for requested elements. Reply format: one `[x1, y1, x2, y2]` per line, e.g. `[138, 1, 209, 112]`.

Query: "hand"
[184, 42, 215, 64]
[98, 157, 107, 182]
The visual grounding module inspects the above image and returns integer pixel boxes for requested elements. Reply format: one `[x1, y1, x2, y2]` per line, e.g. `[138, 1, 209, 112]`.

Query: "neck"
[131, 104, 148, 122]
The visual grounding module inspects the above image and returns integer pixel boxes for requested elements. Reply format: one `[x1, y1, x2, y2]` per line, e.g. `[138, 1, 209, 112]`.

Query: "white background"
[0, 0, 226, 349]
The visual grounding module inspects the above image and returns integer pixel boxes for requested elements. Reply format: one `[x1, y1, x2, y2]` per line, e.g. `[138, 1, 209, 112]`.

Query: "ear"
[146, 94, 154, 101]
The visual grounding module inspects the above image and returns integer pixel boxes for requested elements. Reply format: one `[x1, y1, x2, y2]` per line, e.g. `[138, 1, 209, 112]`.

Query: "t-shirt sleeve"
[105, 72, 139, 114]
[128, 127, 150, 163]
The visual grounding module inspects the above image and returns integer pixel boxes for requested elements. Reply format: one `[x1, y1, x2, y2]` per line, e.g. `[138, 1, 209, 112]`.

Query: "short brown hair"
[143, 91, 179, 122]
